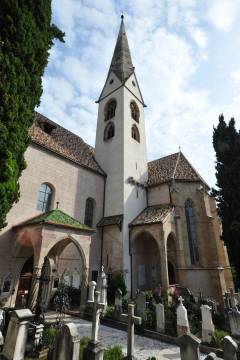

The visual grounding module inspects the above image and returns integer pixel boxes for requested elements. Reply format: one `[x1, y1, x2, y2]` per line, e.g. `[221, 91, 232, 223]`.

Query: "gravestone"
[177, 297, 189, 337]
[51, 323, 80, 360]
[2, 309, 34, 360]
[178, 333, 201, 360]
[228, 308, 240, 337]
[96, 266, 107, 306]
[201, 305, 215, 343]
[135, 292, 146, 320]
[156, 303, 165, 333]
[205, 353, 217, 359]
[114, 288, 123, 320]
[221, 335, 238, 360]
[229, 288, 238, 309]
[88, 281, 97, 302]
[120, 304, 142, 359]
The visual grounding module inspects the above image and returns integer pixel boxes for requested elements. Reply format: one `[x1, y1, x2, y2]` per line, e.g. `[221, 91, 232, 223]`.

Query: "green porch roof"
[14, 209, 95, 232]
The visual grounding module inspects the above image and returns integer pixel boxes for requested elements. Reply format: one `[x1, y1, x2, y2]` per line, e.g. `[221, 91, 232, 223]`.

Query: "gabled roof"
[129, 205, 174, 227]
[29, 112, 105, 176]
[14, 209, 95, 232]
[148, 152, 207, 187]
[108, 16, 134, 83]
[97, 214, 123, 230]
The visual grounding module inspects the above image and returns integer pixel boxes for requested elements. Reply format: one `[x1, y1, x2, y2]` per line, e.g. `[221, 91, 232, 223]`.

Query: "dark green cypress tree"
[0, 1, 64, 229]
[213, 114, 240, 287]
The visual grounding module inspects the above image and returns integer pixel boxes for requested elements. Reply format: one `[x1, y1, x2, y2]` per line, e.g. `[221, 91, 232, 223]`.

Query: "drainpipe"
[129, 226, 133, 298]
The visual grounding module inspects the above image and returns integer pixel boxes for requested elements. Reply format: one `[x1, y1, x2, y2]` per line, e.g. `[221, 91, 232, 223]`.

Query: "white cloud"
[207, 0, 240, 32]
[230, 70, 240, 82]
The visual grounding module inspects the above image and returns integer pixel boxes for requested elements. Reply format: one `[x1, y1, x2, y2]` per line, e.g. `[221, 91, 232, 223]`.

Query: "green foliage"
[0, 0, 64, 229]
[83, 303, 94, 318]
[145, 308, 156, 329]
[103, 305, 114, 319]
[65, 285, 81, 306]
[122, 297, 134, 312]
[211, 329, 229, 348]
[42, 323, 59, 347]
[107, 271, 127, 304]
[79, 336, 90, 360]
[164, 304, 177, 337]
[213, 114, 240, 286]
[103, 345, 123, 360]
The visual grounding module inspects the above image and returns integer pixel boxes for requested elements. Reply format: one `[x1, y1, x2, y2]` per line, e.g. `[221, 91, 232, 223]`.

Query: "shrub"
[103, 306, 114, 319]
[66, 286, 81, 306]
[211, 329, 229, 348]
[83, 303, 94, 318]
[42, 323, 59, 347]
[145, 308, 156, 329]
[79, 336, 90, 360]
[122, 297, 134, 312]
[103, 345, 123, 360]
[165, 304, 177, 337]
[107, 271, 127, 304]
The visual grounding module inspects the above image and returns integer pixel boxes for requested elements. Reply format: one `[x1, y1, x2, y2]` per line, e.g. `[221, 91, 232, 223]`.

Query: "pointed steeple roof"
[109, 15, 134, 83]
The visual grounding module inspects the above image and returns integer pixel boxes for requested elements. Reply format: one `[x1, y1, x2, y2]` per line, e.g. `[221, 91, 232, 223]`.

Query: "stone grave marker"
[51, 323, 80, 360]
[201, 304, 215, 343]
[228, 308, 240, 337]
[84, 287, 106, 360]
[178, 333, 201, 360]
[96, 266, 107, 306]
[156, 303, 165, 333]
[229, 288, 238, 309]
[2, 308, 34, 360]
[114, 288, 123, 320]
[222, 335, 238, 360]
[135, 292, 146, 320]
[177, 296, 189, 337]
[121, 303, 142, 359]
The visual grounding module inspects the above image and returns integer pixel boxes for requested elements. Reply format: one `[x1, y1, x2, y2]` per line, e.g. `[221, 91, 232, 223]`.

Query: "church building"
[0, 17, 233, 309]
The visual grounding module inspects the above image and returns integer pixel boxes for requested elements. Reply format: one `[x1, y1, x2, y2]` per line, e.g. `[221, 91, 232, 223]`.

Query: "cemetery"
[0, 267, 240, 359]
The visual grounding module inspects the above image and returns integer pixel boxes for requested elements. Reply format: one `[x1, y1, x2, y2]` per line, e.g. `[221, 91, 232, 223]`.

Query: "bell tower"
[95, 16, 148, 290]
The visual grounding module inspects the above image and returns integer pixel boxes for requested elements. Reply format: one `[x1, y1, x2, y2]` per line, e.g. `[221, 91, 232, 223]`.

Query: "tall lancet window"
[131, 124, 140, 143]
[185, 199, 199, 264]
[84, 198, 94, 227]
[104, 99, 117, 121]
[104, 122, 115, 141]
[36, 183, 53, 212]
[130, 101, 139, 123]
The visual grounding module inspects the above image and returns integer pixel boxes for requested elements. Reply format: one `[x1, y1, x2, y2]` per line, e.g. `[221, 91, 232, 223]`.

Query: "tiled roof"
[148, 152, 204, 187]
[29, 112, 105, 175]
[14, 209, 95, 232]
[97, 215, 123, 228]
[129, 205, 174, 226]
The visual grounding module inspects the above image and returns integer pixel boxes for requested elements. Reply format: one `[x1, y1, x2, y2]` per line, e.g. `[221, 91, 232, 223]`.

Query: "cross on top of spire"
[108, 15, 134, 83]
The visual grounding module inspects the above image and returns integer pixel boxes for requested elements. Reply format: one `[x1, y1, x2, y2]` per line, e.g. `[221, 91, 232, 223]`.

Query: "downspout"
[129, 226, 133, 298]
[100, 176, 106, 269]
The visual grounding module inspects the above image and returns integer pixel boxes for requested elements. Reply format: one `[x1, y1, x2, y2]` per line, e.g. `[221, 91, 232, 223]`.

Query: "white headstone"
[88, 281, 96, 303]
[156, 303, 165, 333]
[201, 305, 215, 343]
[2, 309, 34, 360]
[96, 266, 107, 306]
[222, 335, 238, 360]
[228, 309, 240, 337]
[52, 323, 80, 360]
[177, 297, 189, 337]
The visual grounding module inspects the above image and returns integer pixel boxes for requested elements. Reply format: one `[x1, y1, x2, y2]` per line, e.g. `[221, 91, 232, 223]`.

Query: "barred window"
[104, 99, 117, 121]
[130, 101, 139, 122]
[36, 183, 53, 212]
[131, 124, 140, 143]
[84, 198, 94, 227]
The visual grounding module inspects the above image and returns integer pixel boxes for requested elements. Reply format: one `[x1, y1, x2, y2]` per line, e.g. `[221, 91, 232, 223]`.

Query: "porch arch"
[132, 231, 161, 294]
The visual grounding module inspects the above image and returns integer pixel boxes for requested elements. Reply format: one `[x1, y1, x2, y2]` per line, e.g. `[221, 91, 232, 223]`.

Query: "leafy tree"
[213, 114, 240, 286]
[0, 1, 64, 229]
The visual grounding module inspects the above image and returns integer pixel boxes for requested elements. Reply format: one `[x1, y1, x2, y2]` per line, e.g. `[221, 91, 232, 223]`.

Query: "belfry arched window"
[185, 199, 199, 264]
[36, 183, 53, 212]
[130, 101, 139, 123]
[104, 122, 115, 141]
[131, 124, 140, 143]
[84, 197, 94, 227]
[104, 99, 116, 121]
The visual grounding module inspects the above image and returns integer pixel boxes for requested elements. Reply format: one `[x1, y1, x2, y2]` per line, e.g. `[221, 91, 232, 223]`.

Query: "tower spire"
[109, 16, 134, 83]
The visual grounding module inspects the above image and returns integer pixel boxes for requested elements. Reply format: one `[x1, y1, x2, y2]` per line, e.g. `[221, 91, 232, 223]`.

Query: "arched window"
[185, 199, 199, 264]
[104, 99, 117, 121]
[36, 183, 53, 212]
[104, 122, 115, 141]
[84, 197, 94, 227]
[130, 101, 140, 122]
[131, 124, 140, 143]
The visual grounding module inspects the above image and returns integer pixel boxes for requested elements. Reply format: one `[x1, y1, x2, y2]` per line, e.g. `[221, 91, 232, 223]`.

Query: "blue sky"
[38, 0, 240, 187]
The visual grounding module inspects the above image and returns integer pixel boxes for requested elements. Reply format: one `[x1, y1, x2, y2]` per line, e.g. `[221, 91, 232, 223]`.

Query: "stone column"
[159, 234, 169, 290]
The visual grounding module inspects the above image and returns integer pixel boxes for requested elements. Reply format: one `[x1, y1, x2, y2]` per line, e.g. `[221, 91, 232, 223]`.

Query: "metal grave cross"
[121, 303, 142, 359]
